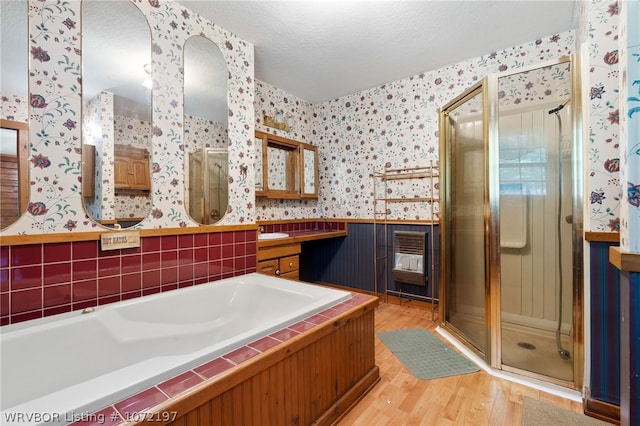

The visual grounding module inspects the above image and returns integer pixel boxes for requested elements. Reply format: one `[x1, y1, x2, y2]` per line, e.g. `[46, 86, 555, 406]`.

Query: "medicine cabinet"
[255, 131, 318, 200]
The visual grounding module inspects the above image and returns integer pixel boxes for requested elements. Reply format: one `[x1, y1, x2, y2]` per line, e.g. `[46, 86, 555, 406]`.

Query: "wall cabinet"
[257, 242, 300, 280]
[114, 144, 151, 193]
[255, 131, 318, 200]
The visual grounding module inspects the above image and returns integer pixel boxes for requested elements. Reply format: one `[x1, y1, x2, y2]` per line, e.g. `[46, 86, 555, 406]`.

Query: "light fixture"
[141, 63, 152, 89]
[263, 109, 293, 132]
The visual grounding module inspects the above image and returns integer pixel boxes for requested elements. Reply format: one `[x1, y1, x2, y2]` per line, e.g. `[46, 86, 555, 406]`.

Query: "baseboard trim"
[584, 394, 620, 424]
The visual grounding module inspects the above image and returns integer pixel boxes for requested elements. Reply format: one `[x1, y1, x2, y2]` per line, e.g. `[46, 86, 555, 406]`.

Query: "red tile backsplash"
[44, 284, 71, 308]
[72, 241, 98, 260]
[44, 262, 72, 286]
[11, 288, 42, 314]
[73, 279, 98, 302]
[1, 246, 9, 268]
[1, 224, 344, 325]
[43, 242, 71, 263]
[73, 259, 97, 281]
[160, 235, 178, 250]
[1, 229, 257, 325]
[98, 257, 121, 277]
[141, 236, 161, 252]
[11, 265, 42, 290]
[11, 245, 42, 266]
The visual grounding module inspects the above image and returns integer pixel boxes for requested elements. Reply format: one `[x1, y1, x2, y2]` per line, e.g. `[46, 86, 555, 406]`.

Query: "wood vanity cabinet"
[255, 131, 318, 200]
[257, 242, 300, 280]
[114, 144, 151, 192]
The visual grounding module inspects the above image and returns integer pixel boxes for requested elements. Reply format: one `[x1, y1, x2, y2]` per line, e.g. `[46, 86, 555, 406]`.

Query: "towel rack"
[373, 161, 439, 321]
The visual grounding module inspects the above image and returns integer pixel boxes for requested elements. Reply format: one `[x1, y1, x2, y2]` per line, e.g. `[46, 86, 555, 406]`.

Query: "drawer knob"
[275, 269, 280, 276]
[289, 262, 293, 267]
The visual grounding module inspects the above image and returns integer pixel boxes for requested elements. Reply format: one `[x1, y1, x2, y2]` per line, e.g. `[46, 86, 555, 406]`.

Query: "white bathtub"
[0, 273, 351, 425]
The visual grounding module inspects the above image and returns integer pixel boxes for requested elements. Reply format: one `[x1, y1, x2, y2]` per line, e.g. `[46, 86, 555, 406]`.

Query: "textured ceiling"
[178, 0, 579, 103]
[1, 0, 578, 118]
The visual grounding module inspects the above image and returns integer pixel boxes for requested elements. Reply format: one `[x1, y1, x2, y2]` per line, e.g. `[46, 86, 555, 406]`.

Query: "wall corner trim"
[609, 246, 640, 272]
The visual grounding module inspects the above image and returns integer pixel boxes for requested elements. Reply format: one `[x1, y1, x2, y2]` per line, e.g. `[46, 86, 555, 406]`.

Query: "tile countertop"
[257, 229, 347, 247]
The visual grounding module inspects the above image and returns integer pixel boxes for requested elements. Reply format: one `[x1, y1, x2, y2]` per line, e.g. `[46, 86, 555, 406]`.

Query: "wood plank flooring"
[336, 302, 589, 426]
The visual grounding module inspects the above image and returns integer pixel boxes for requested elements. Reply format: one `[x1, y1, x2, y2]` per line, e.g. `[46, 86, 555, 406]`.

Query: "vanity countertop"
[257, 228, 347, 247]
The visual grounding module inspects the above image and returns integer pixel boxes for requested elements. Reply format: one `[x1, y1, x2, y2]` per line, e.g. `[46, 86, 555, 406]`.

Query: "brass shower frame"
[438, 54, 584, 390]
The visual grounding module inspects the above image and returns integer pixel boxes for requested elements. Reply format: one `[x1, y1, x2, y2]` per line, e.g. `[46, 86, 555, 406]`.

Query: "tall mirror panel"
[184, 36, 229, 225]
[81, 0, 152, 229]
[1, 0, 29, 230]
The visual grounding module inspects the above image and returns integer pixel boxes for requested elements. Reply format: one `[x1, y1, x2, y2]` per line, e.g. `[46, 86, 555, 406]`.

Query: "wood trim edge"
[584, 231, 620, 243]
[315, 366, 381, 426]
[584, 395, 620, 425]
[0, 224, 258, 246]
[609, 246, 640, 272]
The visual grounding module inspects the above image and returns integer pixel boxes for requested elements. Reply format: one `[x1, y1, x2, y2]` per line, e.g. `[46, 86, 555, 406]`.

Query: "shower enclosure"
[187, 148, 229, 224]
[438, 56, 583, 388]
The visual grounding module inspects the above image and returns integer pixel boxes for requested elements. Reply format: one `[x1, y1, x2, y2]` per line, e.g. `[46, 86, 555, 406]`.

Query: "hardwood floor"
[336, 302, 588, 426]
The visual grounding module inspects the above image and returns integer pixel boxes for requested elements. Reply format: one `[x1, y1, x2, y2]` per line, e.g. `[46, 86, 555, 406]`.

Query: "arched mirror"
[1, 0, 29, 230]
[184, 36, 229, 225]
[81, 0, 152, 229]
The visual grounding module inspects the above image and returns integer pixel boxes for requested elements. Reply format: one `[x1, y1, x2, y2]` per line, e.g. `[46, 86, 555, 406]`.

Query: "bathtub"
[1, 273, 352, 425]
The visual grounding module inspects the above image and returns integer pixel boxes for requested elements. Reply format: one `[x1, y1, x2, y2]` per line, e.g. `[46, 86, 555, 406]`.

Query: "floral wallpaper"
[311, 31, 575, 220]
[619, 0, 640, 251]
[586, 0, 622, 232]
[0, 0, 633, 242]
[183, 114, 228, 154]
[254, 80, 319, 220]
[0, 95, 28, 122]
[0, 0, 255, 236]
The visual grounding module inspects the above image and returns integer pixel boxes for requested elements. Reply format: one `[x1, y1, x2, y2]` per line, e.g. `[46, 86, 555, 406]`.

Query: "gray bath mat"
[521, 397, 609, 426]
[377, 328, 479, 380]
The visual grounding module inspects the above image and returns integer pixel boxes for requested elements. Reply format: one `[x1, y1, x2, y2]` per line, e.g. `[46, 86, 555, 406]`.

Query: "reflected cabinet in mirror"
[1, 0, 28, 230]
[81, 0, 152, 229]
[183, 35, 229, 225]
[255, 131, 318, 200]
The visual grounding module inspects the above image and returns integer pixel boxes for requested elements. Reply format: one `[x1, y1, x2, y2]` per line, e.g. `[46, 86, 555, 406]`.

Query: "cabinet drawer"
[257, 259, 278, 276]
[257, 243, 301, 262]
[280, 270, 299, 280]
[280, 255, 299, 274]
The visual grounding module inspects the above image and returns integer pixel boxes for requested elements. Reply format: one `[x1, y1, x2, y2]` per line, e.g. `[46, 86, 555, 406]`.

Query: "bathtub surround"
[1, 277, 377, 426]
[0, 229, 257, 325]
[1, 274, 353, 422]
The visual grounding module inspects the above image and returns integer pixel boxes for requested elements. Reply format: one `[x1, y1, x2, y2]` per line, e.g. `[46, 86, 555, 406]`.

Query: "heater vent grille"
[392, 231, 427, 286]
[395, 233, 425, 255]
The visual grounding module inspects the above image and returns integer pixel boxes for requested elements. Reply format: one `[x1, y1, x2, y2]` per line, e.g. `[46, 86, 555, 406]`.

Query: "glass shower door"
[440, 83, 489, 358]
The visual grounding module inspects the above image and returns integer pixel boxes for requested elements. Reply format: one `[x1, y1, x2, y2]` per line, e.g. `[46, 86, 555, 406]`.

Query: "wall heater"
[392, 231, 427, 286]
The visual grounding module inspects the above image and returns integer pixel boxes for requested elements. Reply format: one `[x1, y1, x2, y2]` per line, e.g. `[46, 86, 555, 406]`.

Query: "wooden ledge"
[609, 246, 640, 272]
[585, 231, 620, 243]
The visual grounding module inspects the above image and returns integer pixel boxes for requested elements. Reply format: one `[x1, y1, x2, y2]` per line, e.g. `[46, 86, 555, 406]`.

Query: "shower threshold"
[435, 326, 582, 402]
